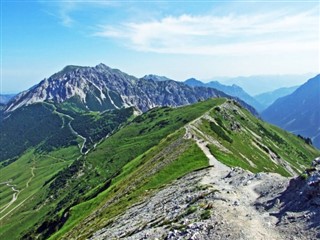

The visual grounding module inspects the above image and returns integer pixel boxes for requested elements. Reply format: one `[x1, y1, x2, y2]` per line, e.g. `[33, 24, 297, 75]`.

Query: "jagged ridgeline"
[0, 97, 318, 240]
[4, 63, 235, 113]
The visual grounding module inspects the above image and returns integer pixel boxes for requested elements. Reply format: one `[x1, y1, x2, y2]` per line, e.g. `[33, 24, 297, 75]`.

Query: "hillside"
[184, 78, 263, 112]
[262, 74, 320, 149]
[0, 102, 135, 162]
[0, 63, 258, 165]
[52, 99, 319, 239]
[1, 98, 317, 239]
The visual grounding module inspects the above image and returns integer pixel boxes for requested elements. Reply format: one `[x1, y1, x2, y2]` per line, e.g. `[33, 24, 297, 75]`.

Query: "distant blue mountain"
[184, 78, 263, 112]
[0, 94, 16, 104]
[254, 86, 298, 110]
[262, 74, 320, 149]
[213, 73, 316, 95]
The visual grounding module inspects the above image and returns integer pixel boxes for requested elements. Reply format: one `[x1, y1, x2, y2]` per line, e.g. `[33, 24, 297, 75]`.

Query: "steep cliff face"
[5, 64, 231, 113]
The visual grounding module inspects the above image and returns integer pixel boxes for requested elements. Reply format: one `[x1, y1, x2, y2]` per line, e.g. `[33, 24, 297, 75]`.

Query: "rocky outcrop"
[255, 156, 320, 239]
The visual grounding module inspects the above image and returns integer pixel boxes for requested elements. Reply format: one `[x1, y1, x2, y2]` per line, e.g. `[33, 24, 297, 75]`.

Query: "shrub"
[200, 210, 211, 220]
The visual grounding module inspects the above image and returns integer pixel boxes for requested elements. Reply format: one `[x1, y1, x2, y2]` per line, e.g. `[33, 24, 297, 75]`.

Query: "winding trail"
[0, 193, 35, 221]
[0, 160, 36, 220]
[184, 107, 284, 240]
[0, 183, 20, 214]
[52, 105, 88, 155]
[26, 167, 35, 188]
[68, 121, 88, 154]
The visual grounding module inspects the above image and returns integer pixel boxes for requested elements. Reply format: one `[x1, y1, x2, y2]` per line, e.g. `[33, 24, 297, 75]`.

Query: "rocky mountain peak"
[95, 62, 108, 69]
[184, 78, 203, 86]
[4, 64, 235, 113]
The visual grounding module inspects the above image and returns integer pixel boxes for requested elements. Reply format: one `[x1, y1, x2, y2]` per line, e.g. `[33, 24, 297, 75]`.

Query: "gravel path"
[192, 124, 284, 240]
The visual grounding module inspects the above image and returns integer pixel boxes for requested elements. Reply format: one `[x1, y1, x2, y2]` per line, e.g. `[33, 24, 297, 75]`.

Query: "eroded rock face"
[255, 156, 320, 239]
[306, 157, 320, 204]
[308, 157, 320, 184]
[5, 64, 258, 115]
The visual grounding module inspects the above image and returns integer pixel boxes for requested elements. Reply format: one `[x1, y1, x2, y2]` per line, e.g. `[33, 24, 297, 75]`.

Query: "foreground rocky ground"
[90, 152, 320, 240]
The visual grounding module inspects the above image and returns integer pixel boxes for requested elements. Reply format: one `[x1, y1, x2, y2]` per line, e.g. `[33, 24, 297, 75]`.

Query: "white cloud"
[95, 10, 319, 56]
[59, 4, 75, 27]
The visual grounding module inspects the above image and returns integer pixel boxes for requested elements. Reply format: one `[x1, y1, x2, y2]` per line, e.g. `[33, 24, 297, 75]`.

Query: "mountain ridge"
[0, 94, 16, 104]
[254, 85, 298, 109]
[4, 63, 257, 115]
[184, 78, 263, 112]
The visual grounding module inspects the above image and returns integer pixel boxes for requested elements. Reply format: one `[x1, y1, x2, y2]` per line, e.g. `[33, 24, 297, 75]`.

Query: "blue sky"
[1, 0, 319, 93]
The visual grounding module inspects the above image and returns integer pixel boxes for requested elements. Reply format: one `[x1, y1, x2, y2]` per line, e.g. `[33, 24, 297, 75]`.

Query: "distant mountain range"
[262, 74, 320, 148]
[254, 86, 298, 110]
[184, 78, 263, 112]
[5, 63, 256, 114]
[213, 73, 316, 95]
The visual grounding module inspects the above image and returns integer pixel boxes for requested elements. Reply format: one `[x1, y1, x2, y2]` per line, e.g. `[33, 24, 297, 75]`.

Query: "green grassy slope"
[0, 103, 64, 162]
[194, 100, 319, 176]
[0, 101, 134, 163]
[0, 104, 134, 239]
[0, 146, 80, 239]
[1, 98, 319, 240]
